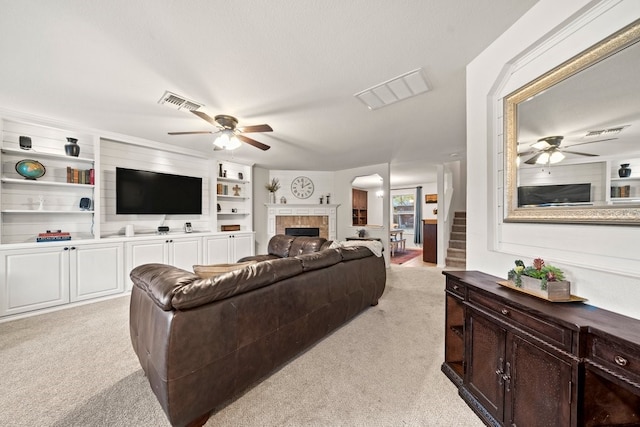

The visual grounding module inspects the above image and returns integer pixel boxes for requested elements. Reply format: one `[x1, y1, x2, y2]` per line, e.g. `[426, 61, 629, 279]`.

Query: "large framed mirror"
[504, 19, 640, 224]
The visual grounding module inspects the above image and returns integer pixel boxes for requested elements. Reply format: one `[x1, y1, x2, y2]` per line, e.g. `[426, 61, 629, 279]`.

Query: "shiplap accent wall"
[100, 138, 212, 237]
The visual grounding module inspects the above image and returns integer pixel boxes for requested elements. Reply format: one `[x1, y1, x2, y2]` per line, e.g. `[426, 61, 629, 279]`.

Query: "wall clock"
[291, 176, 314, 199]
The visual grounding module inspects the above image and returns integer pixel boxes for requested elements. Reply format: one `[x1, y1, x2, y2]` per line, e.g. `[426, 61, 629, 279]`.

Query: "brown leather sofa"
[129, 236, 386, 427]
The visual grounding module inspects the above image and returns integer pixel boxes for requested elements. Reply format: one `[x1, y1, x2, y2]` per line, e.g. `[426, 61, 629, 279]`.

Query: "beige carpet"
[0, 266, 482, 426]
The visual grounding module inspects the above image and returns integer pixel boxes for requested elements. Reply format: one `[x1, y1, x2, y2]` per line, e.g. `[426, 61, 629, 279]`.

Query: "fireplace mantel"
[266, 204, 340, 240]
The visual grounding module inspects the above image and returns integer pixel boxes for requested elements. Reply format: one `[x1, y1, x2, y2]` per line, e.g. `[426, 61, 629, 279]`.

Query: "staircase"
[445, 211, 466, 269]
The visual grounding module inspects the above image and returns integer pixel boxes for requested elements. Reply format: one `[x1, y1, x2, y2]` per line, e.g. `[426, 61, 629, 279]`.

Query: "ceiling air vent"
[158, 91, 203, 111]
[584, 125, 629, 137]
[354, 68, 430, 110]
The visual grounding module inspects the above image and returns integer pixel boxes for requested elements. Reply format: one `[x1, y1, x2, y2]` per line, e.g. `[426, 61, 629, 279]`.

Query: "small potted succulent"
[507, 258, 570, 301]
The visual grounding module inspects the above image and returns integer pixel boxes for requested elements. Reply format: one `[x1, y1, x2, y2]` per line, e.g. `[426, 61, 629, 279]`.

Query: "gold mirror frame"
[504, 19, 640, 225]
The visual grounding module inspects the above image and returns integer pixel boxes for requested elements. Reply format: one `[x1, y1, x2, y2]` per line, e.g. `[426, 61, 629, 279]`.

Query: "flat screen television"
[517, 183, 591, 207]
[116, 167, 202, 214]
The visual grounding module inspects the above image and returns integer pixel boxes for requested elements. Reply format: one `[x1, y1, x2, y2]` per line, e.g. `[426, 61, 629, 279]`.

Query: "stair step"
[445, 257, 467, 269]
[454, 211, 466, 218]
[452, 224, 466, 233]
[447, 248, 466, 258]
[449, 239, 466, 250]
[453, 217, 466, 226]
[451, 231, 466, 241]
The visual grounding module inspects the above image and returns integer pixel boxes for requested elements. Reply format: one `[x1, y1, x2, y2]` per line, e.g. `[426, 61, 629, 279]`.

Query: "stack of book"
[37, 230, 71, 242]
[66, 167, 95, 184]
[611, 185, 631, 198]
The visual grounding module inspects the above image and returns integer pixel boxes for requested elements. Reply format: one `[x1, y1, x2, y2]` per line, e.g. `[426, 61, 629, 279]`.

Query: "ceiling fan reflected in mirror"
[169, 111, 272, 151]
[518, 135, 616, 166]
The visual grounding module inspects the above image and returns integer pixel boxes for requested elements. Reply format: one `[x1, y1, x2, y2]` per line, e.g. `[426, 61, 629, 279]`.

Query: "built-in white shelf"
[1, 178, 94, 188]
[2, 210, 95, 214]
[217, 195, 249, 200]
[1, 148, 94, 163]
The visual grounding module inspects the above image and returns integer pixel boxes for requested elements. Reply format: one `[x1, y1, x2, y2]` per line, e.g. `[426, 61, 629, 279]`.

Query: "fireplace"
[267, 204, 338, 241]
[285, 227, 320, 237]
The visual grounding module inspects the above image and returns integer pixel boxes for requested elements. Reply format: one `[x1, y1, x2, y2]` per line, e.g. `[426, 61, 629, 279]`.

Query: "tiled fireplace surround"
[267, 204, 338, 241]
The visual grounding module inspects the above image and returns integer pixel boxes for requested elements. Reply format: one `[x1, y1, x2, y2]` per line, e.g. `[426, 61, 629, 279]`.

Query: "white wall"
[335, 163, 391, 266]
[467, 0, 640, 319]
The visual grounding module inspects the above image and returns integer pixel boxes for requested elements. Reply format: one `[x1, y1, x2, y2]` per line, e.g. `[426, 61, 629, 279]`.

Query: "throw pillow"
[193, 261, 257, 279]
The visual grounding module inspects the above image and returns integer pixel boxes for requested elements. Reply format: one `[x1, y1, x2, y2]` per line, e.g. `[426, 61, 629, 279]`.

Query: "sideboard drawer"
[588, 332, 640, 383]
[446, 278, 465, 299]
[468, 289, 572, 351]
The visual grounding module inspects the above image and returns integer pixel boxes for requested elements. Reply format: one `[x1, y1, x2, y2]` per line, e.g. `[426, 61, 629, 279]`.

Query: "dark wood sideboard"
[442, 270, 640, 427]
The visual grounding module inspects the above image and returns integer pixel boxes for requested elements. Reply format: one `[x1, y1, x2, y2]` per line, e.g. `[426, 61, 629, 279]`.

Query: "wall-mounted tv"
[116, 167, 202, 215]
[518, 183, 591, 207]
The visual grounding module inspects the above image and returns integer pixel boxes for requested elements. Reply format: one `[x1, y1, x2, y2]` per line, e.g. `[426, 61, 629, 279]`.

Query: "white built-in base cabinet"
[0, 232, 255, 319]
[204, 232, 255, 264]
[0, 241, 124, 317]
[124, 235, 203, 290]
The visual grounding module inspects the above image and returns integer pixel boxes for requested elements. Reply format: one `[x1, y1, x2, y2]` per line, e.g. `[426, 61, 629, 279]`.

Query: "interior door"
[467, 309, 506, 422]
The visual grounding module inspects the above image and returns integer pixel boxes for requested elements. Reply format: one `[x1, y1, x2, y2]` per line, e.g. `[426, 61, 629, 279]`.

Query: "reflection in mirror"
[351, 174, 384, 226]
[504, 19, 640, 224]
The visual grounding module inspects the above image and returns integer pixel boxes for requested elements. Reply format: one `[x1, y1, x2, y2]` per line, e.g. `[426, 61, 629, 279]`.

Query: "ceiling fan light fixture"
[213, 130, 241, 150]
[535, 152, 550, 165]
[549, 151, 565, 164]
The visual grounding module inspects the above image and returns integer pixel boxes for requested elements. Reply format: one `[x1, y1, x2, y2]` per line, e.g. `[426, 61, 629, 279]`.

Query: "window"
[392, 194, 415, 231]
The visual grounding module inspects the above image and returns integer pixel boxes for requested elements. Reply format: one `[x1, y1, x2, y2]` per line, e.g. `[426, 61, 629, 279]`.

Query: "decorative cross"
[232, 184, 241, 196]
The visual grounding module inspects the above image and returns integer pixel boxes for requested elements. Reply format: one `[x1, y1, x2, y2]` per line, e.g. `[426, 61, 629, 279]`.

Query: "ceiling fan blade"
[238, 124, 273, 133]
[237, 134, 271, 151]
[524, 153, 543, 165]
[168, 131, 215, 135]
[561, 150, 599, 157]
[191, 110, 218, 126]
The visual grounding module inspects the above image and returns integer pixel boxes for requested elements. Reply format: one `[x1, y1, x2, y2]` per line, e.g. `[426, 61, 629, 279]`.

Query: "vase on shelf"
[65, 138, 80, 157]
[269, 192, 276, 204]
[618, 163, 632, 178]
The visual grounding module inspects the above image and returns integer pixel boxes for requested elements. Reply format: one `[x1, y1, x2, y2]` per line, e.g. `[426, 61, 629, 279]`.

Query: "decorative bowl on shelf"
[15, 159, 46, 180]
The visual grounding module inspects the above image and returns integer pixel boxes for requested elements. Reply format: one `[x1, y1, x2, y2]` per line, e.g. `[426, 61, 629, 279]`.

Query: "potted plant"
[265, 178, 280, 203]
[507, 258, 570, 301]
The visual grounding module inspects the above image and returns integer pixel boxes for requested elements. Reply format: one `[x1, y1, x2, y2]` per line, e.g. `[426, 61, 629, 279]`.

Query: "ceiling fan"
[169, 111, 273, 151]
[518, 135, 615, 165]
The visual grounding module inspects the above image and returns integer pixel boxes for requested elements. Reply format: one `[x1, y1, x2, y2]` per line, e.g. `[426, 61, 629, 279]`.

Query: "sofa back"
[267, 234, 329, 258]
[130, 245, 375, 312]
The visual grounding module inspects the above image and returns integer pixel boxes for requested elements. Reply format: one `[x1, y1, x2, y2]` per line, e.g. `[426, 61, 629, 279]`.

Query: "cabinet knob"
[63, 247, 70, 251]
[501, 308, 510, 316]
[614, 355, 628, 367]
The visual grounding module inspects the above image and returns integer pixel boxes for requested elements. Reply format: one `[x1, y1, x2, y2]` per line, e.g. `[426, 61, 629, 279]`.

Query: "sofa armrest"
[129, 263, 199, 310]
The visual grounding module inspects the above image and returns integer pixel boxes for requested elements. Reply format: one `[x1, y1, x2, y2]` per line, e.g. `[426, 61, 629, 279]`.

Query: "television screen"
[518, 183, 591, 207]
[116, 167, 202, 214]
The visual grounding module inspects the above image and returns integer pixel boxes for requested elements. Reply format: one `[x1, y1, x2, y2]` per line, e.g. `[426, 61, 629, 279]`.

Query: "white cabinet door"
[231, 233, 254, 261]
[71, 242, 124, 302]
[0, 246, 70, 316]
[125, 238, 168, 290]
[204, 233, 255, 264]
[168, 237, 202, 271]
[204, 235, 231, 264]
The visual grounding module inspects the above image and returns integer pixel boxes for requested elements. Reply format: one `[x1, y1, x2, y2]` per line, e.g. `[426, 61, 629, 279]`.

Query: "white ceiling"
[0, 0, 538, 187]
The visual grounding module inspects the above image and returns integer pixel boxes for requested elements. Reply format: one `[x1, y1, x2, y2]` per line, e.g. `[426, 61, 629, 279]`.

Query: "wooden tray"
[497, 280, 587, 303]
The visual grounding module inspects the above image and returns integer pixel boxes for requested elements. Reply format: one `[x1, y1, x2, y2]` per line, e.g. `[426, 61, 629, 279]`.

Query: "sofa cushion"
[172, 257, 304, 310]
[193, 261, 257, 279]
[339, 246, 375, 261]
[288, 236, 328, 256]
[295, 248, 342, 271]
[267, 235, 296, 257]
